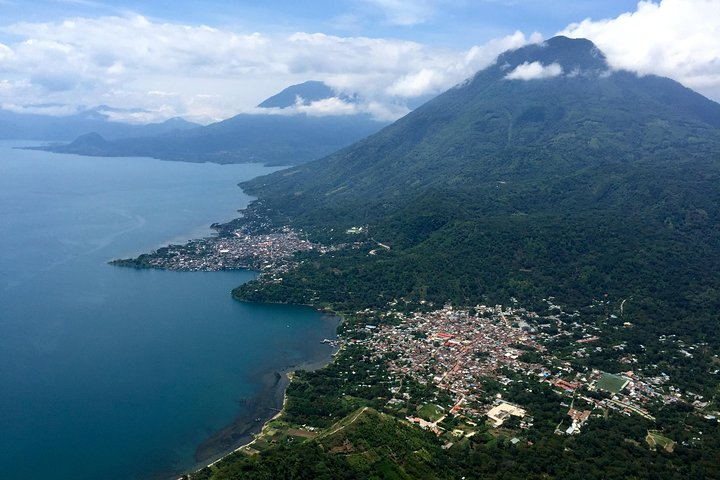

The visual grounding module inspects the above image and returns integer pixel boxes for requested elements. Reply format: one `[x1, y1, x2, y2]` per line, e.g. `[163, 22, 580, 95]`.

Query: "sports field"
[596, 373, 629, 393]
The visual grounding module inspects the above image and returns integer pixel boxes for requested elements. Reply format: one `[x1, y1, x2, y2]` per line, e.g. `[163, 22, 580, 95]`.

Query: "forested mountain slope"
[238, 36, 720, 347]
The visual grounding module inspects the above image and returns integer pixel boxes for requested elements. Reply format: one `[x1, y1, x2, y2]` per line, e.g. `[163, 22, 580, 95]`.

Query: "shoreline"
[173, 314, 341, 480]
[205, 372, 290, 468]
[93, 171, 340, 479]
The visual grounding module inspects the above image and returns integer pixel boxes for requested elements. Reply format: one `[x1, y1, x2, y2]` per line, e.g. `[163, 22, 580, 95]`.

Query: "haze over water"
[0, 143, 337, 479]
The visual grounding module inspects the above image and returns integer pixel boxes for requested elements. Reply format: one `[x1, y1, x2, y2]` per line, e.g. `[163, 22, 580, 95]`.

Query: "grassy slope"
[199, 408, 445, 480]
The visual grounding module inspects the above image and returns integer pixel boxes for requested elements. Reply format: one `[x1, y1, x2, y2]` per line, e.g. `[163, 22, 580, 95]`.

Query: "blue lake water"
[0, 143, 338, 479]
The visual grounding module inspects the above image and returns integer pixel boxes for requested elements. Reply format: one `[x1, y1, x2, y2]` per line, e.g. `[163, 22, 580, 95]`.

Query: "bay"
[0, 142, 337, 479]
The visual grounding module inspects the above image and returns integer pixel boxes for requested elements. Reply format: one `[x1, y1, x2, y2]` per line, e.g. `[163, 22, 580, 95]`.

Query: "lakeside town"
[338, 299, 717, 449]
[359, 305, 649, 430]
[111, 222, 325, 273]
[216, 296, 716, 472]
[116, 218, 718, 468]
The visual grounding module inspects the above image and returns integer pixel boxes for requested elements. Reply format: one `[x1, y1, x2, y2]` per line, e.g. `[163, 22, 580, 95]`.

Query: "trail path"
[321, 407, 369, 438]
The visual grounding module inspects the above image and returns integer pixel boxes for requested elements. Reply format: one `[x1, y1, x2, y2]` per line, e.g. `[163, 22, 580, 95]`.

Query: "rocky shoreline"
[173, 329, 341, 480]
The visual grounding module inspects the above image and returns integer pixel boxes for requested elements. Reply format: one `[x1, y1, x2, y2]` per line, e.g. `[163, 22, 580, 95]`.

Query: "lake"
[0, 143, 338, 479]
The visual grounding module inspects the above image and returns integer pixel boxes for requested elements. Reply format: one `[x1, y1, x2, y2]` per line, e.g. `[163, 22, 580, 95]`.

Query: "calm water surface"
[0, 143, 337, 479]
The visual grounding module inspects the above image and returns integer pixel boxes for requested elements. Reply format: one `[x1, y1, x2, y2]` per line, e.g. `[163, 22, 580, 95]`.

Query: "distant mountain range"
[238, 36, 720, 345]
[26, 82, 388, 165]
[0, 106, 199, 141]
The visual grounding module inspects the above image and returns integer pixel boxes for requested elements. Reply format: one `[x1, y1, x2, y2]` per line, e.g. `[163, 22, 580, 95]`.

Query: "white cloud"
[0, 78, 42, 104]
[249, 96, 410, 122]
[386, 68, 446, 97]
[296, 97, 359, 116]
[0, 101, 80, 116]
[98, 105, 174, 124]
[559, 0, 720, 100]
[505, 61, 563, 80]
[386, 30, 539, 97]
[0, 15, 537, 123]
[0, 42, 12, 61]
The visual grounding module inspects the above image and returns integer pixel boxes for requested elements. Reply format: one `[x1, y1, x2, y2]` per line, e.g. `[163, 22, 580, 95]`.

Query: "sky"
[0, 0, 718, 123]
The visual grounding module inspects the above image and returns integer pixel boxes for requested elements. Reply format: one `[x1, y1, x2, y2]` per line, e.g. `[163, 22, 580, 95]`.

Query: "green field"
[418, 404, 445, 422]
[596, 374, 629, 394]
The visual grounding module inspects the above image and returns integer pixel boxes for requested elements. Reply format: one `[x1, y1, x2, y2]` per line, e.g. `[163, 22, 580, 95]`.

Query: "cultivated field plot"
[646, 431, 675, 452]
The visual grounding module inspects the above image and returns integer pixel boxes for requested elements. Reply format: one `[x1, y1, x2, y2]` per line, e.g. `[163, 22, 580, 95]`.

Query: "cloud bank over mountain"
[0, 16, 535, 123]
[560, 0, 720, 100]
[0, 0, 718, 123]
